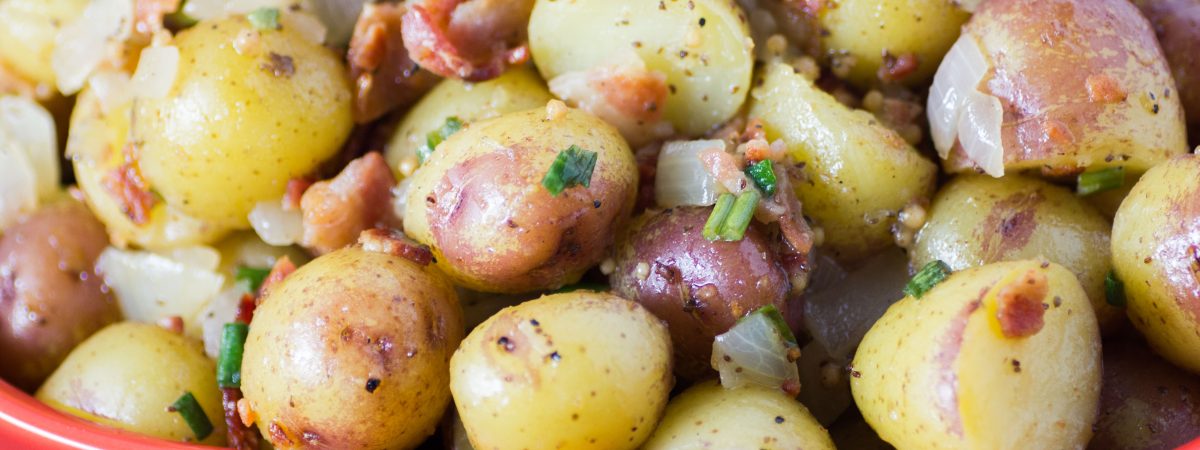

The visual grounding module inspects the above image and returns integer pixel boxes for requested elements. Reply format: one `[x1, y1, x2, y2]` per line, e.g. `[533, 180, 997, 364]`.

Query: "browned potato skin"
[1090, 336, 1200, 450]
[0, 199, 121, 391]
[241, 244, 464, 449]
[609, 207, 791, 381]
[947, 0, 1188, 176]
[1135, 0, 1200, 131]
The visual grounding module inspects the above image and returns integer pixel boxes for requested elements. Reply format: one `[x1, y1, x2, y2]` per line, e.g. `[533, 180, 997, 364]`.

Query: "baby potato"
[0, 0, 86, 89]
[641, 381, 835, 450]
[1091, 336, 1200, 450]
[819, 0, 970, 87]
[1111, 154, 1200, 373]
[610, 207, 791, 381]
[385, 65, 553, 178]
[37, 322, 226, 445]
[404, 106, 637, 293]
[851, 260, 1102, 450]
[912, 175, 1122, 332]
[528, 0, 753, 135]
[134, 15, 353, 227]
[451, 292, 672, 450]
[1135, 0, 1200, 130]
[748, 61, 937, 264]
[0, 199, 121, 391]
[241, 232, 464, 449]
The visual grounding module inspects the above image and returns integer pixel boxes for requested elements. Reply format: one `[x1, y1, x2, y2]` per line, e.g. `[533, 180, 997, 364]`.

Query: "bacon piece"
[549, 58, 673, 147]
[221, 388, 260, 450]
[401, 0, 535, 81]
[257, 256, 296, 301]
[347, 3, 439, 122]
[699, 147, 749, 194]
[878, 51, 919, 83]
[995, 269, 1048, 338]
[102, 162, 158, 225]
[357, 228, 433, 266]
[282, 178, 313, 211]
[299, 153, 401, 255]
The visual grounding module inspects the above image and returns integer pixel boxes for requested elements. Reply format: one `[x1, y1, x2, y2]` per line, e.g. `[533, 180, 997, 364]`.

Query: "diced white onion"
[0, 144, 38, 230]
[711, 310, 800, 392]
[88, 70, 134, 113]
[803, 248, 910, 360]
[0, 96, 59, 202]
[156, 245, 221, 271]
[655, 140, 725, 208]
[198, 286, 245, 358]
[283, 11, 328, 45]
[131, 45, 180, 99]
[249, 200, 304, 246]
[391, 178, 412, 220]
[956, 0, 984, 13]
[928, 34, 990, 158]
[183, 0, 226, 20]
[957, 91, 1005, 177]
[96, 246, 225, 337]
[311, 0, 367, 46]
[52, 0, 134, 95]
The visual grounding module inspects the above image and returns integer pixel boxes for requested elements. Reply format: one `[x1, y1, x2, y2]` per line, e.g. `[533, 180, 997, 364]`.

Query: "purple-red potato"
[609, 207, 792, 381]
[1135, 0, 1200, 130]
[1090, 336, 1200, 450]
[0, 199, 121, 391]
[933, 0, 1188, 177]
[403, 106, 637, 293]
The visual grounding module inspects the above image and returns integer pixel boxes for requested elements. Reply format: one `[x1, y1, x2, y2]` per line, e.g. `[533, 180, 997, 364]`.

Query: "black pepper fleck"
[365, 378, 381, 393]
[774, 416, 785, 424]
[699, 17, 707, 27]
[498, 336, 515, 352]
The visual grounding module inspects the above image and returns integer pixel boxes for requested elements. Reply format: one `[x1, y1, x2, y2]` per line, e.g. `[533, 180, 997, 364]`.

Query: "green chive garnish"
[235, 266, 271, 293]
[702, 194, 736, 240]
[542, 145, 598, 196]
[739, 305, 797, 346]
[1105, 271, 1126, 307]
[169, 392, 213, 441]
[719, 190, 760, 241]
[217, 323, 249, 388]
[418, 116, 464, 163]
[1076, 167, 1125, 196]
[904, 260, 952, 299]
[745, 160, 778, 197]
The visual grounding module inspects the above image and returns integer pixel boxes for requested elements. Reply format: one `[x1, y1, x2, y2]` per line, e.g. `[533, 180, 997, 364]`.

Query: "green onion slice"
[745, 159, 778, 197]
[418, 116, 464, 163]
[1105, 271, 1126, 307]
[170, 392, 213, 441]
[542, 145, 598, 196]
[702, 194, 736, 240]
[1076, 167, 1125, 196]
[235, 266, 271, 293]
[904, 260, 952, 299]
[217, 323, 250, 388]
[247, 7, 281, 30]
[719, 190, 761, 241]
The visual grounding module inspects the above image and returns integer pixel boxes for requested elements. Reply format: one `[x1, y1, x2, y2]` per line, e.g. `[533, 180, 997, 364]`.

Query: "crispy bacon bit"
[1086, 74, 1126, 103]
[258, 256, 296, 301]
[699, 147, 749, 194]
[548, 59, 673, 147]
[358, 228, 434, 266]
[283, 178, 314, 211]
[300, 152, 402, 255]
[347, 3, 439, 122]
[545, 99, 568, 121]
[134, 0, 180, 34]
[156, 315, 184, 334]
[260, 52, 295, 78]
[878, 51, 920, 83]
[102, 162, 158, 225]
[1042, 119, 1076, 146]
[236, 293, 257, 325]
[995, 269, 1049, 338]
[268, 421, 293, 447]
[781, 378, 801, 397]
[221, 388, 260, 450]
[236, 398, 256, 427]
[401, 0, 535, 81]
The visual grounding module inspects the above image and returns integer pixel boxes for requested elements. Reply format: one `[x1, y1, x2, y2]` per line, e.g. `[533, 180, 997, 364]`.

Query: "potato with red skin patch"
[1090, 336, 1200, 450]
[609, 207, 792, 381]
[1134, 0, 1200, 133]
[403, 106, 637, 293]
[0, 199, 121, 391]
[240, 232, 464, 449]
[1112, 154, 1200, 374]
[912, 175, 1122, 333]
[851, 260, 1101, 450]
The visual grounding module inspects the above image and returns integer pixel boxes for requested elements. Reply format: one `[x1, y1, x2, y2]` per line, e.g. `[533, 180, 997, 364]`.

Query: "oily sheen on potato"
[818, 0, 970, 87]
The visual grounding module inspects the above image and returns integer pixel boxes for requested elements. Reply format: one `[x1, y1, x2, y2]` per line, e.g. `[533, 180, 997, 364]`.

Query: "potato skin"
[241, 245, 464, 449]
[609, 207, 791, 381]
[945, 0, 1187, 176]
[135, 16, 353, 227]
[450, 292, 672, 450]
[1135, 0, 1200, 130]
[641, 381, 835, 450]
[0, 199, 121, 391]
[819, 0, 970, 87]
[912, 175, 1122, 332]
[1111, 154, 1200, 373]
[404, 107, 637, 293]
[1090, 336, 1200, 450]
[36, 322, 226, 445]
[851, 260, 1101, 450]
[0, 0, 86, 88]
[748, 62, 937, 263]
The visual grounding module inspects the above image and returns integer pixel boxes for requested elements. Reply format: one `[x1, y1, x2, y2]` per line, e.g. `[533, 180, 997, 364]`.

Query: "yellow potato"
[1111, 154, 1200, 373]
[384, 65, 553, 178]
[912, 175, 1122, 332]
[642, 381, 835, 450]
[851, 260, 1101, 449]
[528, 0, 753, 135]
[135, 15, 352, 227]
[451, 292, 673, 449]
[819, 0, 970, 87]
[0, 0, 87, 88]
[37, 322, 226, 446]
[748, 61, 937, 263]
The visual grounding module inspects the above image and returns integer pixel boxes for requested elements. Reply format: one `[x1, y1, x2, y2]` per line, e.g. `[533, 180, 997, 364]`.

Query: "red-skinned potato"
[1134, 0, 1200, 131]
[609, 207, 792, 381]
[1090, 335, 1200, 450]
[0, 198, 121, 391]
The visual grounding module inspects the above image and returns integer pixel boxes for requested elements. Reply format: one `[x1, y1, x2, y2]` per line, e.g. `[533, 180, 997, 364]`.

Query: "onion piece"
[0, 143, 38, 230]
[928, 34, 990, 158]
[88, 70, 134, 113]
[311, 0, 367, 47]
[52, 0, 134, 95]
[198, 286, 245, 358]
[96, 246, 225, 337]
[0, 96, 59, 201]
[957, 90, 1005, 177]
[802, 247, 910, 360]
[655, 139, 725, 208]
[248, 200, 303, 246]
[283, 11, 328, 45]
[711, 305, 801, 394]
[131, 45, 180, 99]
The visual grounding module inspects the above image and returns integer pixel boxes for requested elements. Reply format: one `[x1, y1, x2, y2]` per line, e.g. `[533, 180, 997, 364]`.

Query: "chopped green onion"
[541, 145, 598, 196]
[417, 116, 464, 163]
[745, 159, 777, 196]
[217, 323, 249, 388]
[718, 190, 760, 241]
[235, 266, 271, 293]
[737, 305, 797, 345]
[702, 194, 736, 240]
[247, 7, 281, 30]
[169, 392, 213, 441]
[1076, 167, 1125, 196]
[1105, 271, 1126, 307]
[904, 260, 952, 299]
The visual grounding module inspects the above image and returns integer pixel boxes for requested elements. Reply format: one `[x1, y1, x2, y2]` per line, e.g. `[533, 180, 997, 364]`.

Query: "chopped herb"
[217, 323, 249, 388]
[738, 305, 797, 346]
[904, 260, 952, 298]
[702, 194, 735, 240]
[417, 116, 464, 163]
[719, 190, 760, 241]
[745, 159, 777, 196]
[164, 0, 198, 30]
[542, 145, 598, 196]
[248, 7, 281, 30]
[1105, 271, 1126, 307]
[235, 266, 271, 293]
[169, 392, 213, 441]
[1076, 167, 1125, 196]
